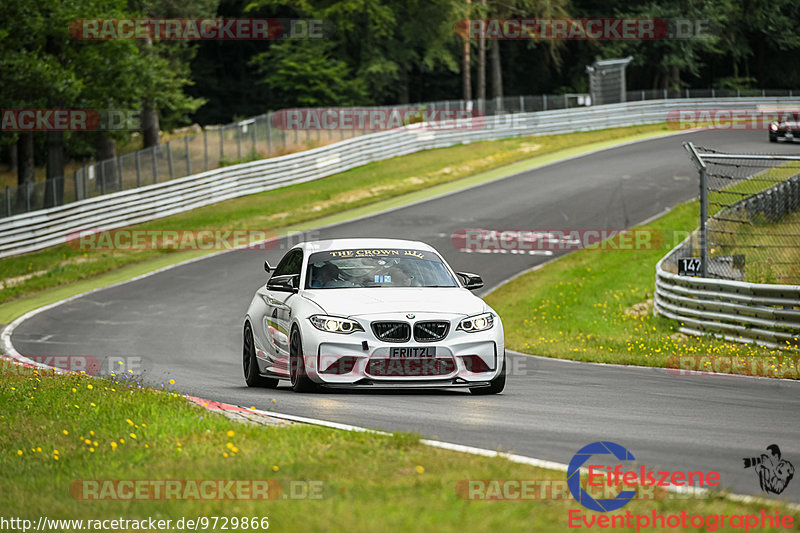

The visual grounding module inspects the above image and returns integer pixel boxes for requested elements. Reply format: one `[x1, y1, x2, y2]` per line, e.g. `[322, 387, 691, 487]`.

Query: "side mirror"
[456, 272, 484, 291]
[264, 260, 273, 273]
[267, 274, 299, 293]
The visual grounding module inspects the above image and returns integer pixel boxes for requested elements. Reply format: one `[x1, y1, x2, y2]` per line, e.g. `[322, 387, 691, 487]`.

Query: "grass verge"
[485, 200, 798, 376]
[1, 362, 795, 532]
[0, 123, 673, 320]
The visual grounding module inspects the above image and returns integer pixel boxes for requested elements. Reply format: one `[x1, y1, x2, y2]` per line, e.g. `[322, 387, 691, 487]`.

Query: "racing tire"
[470, 356, 506, 395]
[769, 135, 778, 143]
[290, 327, 319, 393]
[243, 323, 279, 388]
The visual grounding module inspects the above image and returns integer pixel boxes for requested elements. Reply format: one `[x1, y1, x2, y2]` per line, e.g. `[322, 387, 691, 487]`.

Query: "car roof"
[297, 238, 437, 254]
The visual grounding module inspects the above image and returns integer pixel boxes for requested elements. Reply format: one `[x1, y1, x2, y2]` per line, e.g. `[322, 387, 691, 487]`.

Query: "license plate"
[390, 346, 436, 357]
[786, 133, 793, 139]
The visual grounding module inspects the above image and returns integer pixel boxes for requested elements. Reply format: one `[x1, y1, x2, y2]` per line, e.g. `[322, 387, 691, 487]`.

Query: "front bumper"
[299, 314, 504, 387]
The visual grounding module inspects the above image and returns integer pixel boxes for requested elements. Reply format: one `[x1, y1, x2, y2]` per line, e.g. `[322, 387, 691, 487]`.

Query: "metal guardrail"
[2, 97, 800, 259]
[655, 237, 800, 350]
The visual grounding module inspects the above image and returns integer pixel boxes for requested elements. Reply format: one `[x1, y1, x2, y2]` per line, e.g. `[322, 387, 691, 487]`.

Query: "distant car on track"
[769, 120, 799, 143]
[242, 238, 506, 394]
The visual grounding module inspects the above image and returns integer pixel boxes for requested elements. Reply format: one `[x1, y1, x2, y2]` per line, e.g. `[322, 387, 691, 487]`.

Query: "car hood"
[301, 287, 486, 317]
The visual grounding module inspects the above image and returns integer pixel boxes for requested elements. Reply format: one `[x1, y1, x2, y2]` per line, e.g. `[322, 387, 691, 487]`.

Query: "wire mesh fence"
[684, 144, 800, 284]
[3, 88, 800, 219]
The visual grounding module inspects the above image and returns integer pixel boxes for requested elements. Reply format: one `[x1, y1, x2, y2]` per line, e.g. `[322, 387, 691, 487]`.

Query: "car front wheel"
[290, 327, 319, 393]
[470, 356, 506, 395]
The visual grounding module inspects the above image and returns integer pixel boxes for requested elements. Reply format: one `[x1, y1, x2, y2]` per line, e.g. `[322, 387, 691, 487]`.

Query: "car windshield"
[306, 248, 457, 289]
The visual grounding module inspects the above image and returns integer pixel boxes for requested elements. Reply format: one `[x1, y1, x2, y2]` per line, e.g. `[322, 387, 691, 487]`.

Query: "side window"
[271, 249, 303, 279]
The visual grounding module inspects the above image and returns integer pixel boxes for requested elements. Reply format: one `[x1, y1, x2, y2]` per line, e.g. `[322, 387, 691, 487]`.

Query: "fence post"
[117, 156, 123, 191]
[737, 89, 740, 98]
[251, 121, 257, 156]
[6, 186, 10, 217]
[543, 94, 547, 111]
[237, 125, 242, 160]
[220, 127, 225, 162]
[73, 171, 79, 202]
[82, 167, 87, 197]
[52, 178, 57, 206]
[135, 150, 141, 187]
[266, 118, 272, 157]
[185, 136, 191, 176]
[167, 141, 174, 179]
[204, 129, 209, 170]
[26, 182, 31, 212]
[711, 88, 715, 98]
[100, 163, 106, 195]
[152, 147, 159, 184]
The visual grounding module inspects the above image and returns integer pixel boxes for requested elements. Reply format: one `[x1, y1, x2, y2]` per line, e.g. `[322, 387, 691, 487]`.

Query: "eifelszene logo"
[567, 441, 721, 512]
[743, 445, 795, 495]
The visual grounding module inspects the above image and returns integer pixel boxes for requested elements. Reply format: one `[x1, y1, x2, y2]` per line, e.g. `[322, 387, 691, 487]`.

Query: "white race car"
[242, 238, 506, 394]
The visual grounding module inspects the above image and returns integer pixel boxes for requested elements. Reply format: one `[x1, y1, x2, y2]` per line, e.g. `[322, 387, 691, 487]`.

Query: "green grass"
[486, 200, 799, 374]
[0, 123, 672, 313]
[1, 362, 795, 532]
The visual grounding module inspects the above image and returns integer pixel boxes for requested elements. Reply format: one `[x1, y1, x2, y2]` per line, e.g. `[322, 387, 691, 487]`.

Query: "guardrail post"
[203, 129, 209, 170]
[135, 151, 141, 187]
[185, 136, 191, 175]
[152, 147, 159, 184]
[167, 141, 174, 179]
[685, 142, 709, 278]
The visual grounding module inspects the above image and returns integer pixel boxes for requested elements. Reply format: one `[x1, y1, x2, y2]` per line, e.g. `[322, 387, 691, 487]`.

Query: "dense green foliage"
[1, 0, 799, 172]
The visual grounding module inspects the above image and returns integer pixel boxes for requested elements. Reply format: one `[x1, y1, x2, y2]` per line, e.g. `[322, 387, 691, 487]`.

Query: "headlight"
[457, 312, 494, 333]
[309, 315, 364, 334]
[770, 123, 778, 131]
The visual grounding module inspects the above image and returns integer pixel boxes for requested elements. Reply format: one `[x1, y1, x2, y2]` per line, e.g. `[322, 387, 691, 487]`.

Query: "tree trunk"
[94, 135, 118, 193]
[16, 133, 35, 211]
[45, 131, 65, 207]
[398, 64, 410, 104]
[7, 143, 17, 172]
[462, 0, 472, 102]
[490, 39, 503, 101]
[477, 0, 486, 111]
[142, 104, 160, 148]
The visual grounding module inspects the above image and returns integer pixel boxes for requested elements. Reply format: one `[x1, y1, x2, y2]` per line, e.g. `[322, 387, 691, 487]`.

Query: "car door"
[260, 248, 303, 372]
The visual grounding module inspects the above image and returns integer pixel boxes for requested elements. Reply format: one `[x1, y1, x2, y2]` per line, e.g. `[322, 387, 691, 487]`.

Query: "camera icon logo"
[743, 444, 794, 495]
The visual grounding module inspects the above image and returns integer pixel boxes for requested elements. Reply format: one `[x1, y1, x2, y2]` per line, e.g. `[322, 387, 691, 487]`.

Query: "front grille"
[367, 358, 456, 377]
[413, 321, 450, 342]
[371, 321, 411, 342]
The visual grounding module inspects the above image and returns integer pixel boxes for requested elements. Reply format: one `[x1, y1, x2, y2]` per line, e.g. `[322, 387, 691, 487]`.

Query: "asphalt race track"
[11, 129, 800, 502]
